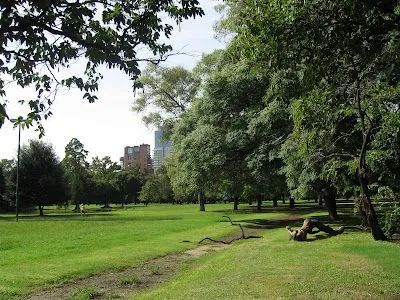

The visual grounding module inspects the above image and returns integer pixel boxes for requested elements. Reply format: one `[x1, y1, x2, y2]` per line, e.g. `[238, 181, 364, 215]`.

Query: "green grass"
[66, 285, 97, 300]
[0, 203, 286, 299]
[135, 230, 400, 299]
[119, 273, 141, 285]
[2, 201, 400, 299]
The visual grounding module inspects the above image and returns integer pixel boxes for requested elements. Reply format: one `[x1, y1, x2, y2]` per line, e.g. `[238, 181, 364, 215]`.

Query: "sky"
[0, 0, 226, 163]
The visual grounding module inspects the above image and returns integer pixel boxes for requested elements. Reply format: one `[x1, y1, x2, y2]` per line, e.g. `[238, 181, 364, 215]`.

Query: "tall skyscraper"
[153, 130, 172, 173]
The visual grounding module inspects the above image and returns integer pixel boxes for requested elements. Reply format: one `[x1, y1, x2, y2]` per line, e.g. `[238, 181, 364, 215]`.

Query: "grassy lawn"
[0, 203, 286, 299]
[136, 229, 400, 299]
[1, 201, 400, 299]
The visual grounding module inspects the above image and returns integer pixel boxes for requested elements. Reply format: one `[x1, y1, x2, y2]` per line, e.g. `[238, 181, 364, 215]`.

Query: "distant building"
[120, 144, 153, 174]
[153, 130, 172, 173]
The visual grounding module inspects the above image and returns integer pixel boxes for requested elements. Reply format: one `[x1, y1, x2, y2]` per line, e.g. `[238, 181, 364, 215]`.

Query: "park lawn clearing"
[2, 202, 400, 299]
[0, 203, 286, 299]
[135, 227, 400, 299]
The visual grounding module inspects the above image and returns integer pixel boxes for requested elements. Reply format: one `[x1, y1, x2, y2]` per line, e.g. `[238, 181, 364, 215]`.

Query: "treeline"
[132, 1, 400, 240]
[0, 138, 145, 215]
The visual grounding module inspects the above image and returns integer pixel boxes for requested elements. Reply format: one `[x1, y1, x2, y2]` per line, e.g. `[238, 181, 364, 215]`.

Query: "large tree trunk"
[38, 205, 44, 216]
[318, 192, 323, 206]
[233, 194, 239, 210]
[289, 196, 295, 208]
[257, 194, 263, 211]
[74, 199, 79, 211]
[358, 167, 387, 240]
[198, 191, 205, 212]
[272, 195, 278, 207]
[287, 218, 344, 241]
[322, 186, 338, 221]
[355, 86, 387, 240]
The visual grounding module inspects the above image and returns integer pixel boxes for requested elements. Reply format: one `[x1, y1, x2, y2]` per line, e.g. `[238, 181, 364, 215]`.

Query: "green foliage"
[0, 159, 15, 210]
[383, 206, 400, 237]
[139, 173, 173, 204]
[67, 285, 97, 300]
[133, 63, 200, 132]
[13, 140, 67, 214]
[1, 0, 204, 132]
[0, 165, 5, 206]
[120, 273, 141, 285]
[149, 265, 162, 275]
[89, 156, 121, 207]
[62, 138, 90, 207]
[113, 168, 144, 205]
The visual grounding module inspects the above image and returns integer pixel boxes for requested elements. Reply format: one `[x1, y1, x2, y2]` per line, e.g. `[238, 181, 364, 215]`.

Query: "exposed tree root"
[199, 216, 262, 245]
[287, 218, 366, 241]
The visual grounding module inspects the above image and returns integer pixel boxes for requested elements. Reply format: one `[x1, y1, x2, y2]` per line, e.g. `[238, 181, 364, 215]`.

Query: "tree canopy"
[14, 140, 66, 215]
[157, 1, 400, 239]
[0, 0, 204, 132]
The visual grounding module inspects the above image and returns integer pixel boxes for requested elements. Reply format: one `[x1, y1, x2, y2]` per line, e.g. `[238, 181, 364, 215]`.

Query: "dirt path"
[24, 228, 267, 299]
[23, 243, 232, 299]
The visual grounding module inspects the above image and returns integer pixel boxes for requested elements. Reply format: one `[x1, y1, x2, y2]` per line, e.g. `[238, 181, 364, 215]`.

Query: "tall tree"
[13, 140, 66, 215]
[0, 0, 204, 131]
[89, 156, 120, 208]
[113, 168, 144, 206]
[0, 163, 6, 209]
[0, 159, 15, 210]
[132, 63, 200, 134]
[139, 169, 173, 204]
[219, 0, 400, 240]
[62, 138, 90, 210]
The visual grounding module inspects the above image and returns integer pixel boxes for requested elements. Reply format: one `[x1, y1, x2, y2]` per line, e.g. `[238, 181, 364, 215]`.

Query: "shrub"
[383, 206, 400, 237]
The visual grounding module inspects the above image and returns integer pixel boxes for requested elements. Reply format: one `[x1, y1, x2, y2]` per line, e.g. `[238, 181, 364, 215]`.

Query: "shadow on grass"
[0, 213, 183, 222]
[239, 218, 304, 229]
[304, 234, 336, 241]
[215, 203, 324, 216]
[236, 210, 363, 235]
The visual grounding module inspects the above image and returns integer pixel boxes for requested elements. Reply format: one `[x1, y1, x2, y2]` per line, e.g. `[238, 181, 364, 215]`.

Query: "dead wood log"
[199, 216, 262, 245]
[287, 218, 345, 241]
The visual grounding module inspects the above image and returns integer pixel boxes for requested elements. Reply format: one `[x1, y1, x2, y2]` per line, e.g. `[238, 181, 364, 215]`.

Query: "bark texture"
[322, 186, 338, 221]
[198, 192, 205, 212]
[287, 218, 344, 241]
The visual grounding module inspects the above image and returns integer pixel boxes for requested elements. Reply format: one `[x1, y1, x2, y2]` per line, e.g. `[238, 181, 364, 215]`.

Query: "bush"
[383, 206, 400, 237]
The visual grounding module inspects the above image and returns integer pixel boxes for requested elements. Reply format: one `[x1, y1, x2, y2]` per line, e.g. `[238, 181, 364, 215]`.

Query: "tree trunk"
[198, 191, 205, 212]
[318, 192, 323, 206]
[357, 199, 368, 227]
[272, 196, 278, 207]
[39, 205, 44, 216]
[289, 196, 295, 208]
[322, 186, 338, 221]
[257, 194, 263, 211]
[233, 194, 239, 210]
[74, 200, 79, 212]
[287, 218, 344, 241]
[358, 167, 387, 240]
[355, 88, 386, 240]
[282, 193, 285, 204]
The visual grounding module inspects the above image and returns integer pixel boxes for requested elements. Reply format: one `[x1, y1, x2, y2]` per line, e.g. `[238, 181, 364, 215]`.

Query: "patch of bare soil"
[23, 243, 233, 300]
[23, 226, 266, 300]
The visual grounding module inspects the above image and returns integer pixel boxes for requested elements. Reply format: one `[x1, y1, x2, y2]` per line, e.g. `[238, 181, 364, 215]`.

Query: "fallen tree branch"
[199, 216, 262, 245]
[287, 218, 366, 241]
